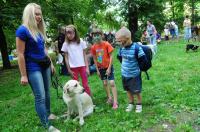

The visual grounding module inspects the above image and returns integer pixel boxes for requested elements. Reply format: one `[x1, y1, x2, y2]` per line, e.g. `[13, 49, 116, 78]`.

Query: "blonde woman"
[16, 3, 60, 132]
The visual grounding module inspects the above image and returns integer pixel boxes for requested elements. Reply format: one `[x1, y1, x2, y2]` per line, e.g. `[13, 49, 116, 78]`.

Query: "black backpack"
[135, 43, 152, 80]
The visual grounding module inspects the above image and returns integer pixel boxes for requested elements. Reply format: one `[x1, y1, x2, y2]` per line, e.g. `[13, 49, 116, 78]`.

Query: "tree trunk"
[128, 0, 138, 40]
[171, 0, 175, 20]
[71, 16, 74, 24]
[191, 0, 195, 26]
[0, 24, 11, 69]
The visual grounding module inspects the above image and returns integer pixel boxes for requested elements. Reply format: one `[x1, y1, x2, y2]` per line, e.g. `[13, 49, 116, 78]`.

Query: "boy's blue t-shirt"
[16, 25, 46, 71]
[118, 43, 145, 77]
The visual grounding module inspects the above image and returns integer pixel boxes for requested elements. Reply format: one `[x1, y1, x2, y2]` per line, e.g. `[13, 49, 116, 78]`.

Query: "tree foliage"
[0, 0, 199, 69]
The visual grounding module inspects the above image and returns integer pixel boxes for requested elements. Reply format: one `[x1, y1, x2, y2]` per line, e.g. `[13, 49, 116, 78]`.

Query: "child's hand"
[106, 68, 111, 76]
[97, 70, 101, 78]
[86, 67, 90, 76]
[69, 70, 75, 78]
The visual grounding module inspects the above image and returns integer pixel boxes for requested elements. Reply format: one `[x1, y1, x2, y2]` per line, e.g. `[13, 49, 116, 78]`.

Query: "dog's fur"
[186, 44, 199, 52]
[63, 80, 94, 125]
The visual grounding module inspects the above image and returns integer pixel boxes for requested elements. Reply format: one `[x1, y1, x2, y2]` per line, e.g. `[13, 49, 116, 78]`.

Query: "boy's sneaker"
[125, 104, 134, 112]
[135, 104, 142, 113]
[112, 102, 118, 110]
[106, 97, 113, 105]
[48, 126, 60, 132]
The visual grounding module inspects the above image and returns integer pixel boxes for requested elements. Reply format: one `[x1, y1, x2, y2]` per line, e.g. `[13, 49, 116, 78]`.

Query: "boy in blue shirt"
[116, 27, 145, 113]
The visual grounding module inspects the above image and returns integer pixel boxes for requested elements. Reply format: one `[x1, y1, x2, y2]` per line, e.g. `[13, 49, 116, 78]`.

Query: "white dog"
[63, 80, 94, 125]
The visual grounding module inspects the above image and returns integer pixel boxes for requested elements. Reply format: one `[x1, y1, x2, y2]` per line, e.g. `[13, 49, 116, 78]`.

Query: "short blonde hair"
[22, 3, 46, 41]
[115, 27, 131, 40]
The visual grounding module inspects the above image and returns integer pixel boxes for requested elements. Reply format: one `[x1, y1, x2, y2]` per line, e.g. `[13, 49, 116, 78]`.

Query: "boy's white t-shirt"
[61, 40, 87, 68]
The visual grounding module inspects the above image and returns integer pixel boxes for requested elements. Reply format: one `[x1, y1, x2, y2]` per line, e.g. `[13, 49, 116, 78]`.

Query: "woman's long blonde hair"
[22, 3, 46, 41]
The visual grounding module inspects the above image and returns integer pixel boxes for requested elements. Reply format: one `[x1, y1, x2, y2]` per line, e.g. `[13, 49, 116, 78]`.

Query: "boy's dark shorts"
[122, 74, 142, 94]
[99, 66, 114, 80]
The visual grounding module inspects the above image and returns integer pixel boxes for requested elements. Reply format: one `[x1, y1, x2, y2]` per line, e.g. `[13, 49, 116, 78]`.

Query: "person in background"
[107, 31, 115, 47]
[85, 43, 97, 74]
[86, 51, 97, 74]
[156, 33, 161, 44]
[56, 26, 69, 75]
[57, 26, 65, 53]
[171, 21, 179, 40]
[90, 28, 118, 109]
[140, 30, 148, 45]
[146, 20, 157, 53]
[61, 24, 91, 96]
[169, 21, 175, 39]
[164, 25, 170, 42]
[183, 15, 192, 42]
[16, 3, 60, 132]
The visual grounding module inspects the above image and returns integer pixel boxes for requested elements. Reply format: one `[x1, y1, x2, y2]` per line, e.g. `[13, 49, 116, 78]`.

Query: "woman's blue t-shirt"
[16, 25, 46, 71]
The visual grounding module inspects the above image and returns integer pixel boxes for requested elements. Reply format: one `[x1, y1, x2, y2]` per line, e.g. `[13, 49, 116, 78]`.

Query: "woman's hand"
[21, 76, 28, 85]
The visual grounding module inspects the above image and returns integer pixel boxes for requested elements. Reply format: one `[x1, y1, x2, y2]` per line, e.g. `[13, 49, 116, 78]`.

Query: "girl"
[61, 25, 91, 96]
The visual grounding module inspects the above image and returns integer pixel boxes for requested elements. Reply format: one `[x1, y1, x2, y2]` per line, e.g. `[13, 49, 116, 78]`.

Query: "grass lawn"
[0, 39, 200, 132]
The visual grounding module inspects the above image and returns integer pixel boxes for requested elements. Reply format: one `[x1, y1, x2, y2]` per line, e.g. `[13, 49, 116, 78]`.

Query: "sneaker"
[125, 104, 134, 112]
[135, 105, 142, 113]
[106, 97, 113, 104]
[48, 126, 60, 132]
[48, 114, 58, 120]
[112, 102, 118, 110]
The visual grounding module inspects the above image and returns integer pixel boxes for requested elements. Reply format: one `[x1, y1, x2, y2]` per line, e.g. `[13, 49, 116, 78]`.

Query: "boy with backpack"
[116, 27, 150, 113]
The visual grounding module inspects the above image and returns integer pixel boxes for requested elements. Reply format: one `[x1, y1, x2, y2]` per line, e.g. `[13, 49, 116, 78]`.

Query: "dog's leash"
[51, 73, 63, 99]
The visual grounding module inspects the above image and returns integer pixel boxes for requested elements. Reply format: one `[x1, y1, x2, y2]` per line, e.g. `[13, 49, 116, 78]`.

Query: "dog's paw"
[79, 119, 84, 126]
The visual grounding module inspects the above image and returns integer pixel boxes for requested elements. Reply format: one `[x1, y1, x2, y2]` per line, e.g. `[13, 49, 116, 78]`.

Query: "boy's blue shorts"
[122, 74, 142, 94]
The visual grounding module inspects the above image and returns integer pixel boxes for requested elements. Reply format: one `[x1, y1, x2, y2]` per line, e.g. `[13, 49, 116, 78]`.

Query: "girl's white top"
[61, 39, 87, 68]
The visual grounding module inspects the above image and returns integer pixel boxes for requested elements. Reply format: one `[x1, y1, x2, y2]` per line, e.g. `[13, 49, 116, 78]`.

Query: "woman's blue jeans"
[27, 67, 51, 128]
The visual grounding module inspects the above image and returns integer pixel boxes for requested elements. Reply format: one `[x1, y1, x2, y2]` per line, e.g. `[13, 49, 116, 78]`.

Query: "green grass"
[0, 39, 200, 132]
